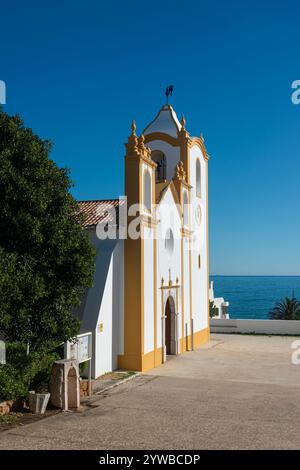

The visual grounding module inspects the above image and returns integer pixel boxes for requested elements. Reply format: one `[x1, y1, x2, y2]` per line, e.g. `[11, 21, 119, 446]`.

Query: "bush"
[0, 342, 60, 401]
[28, 351, 59, 393]
[269, 297, 300, 320]
[0, 364, 27, 401]
[0, 109, 95, 352]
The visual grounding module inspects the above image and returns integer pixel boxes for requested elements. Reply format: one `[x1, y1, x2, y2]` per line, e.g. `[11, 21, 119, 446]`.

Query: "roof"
[78, 199, 125, 228]
[143, 104, 182, 138]
[155, 180, 170, 203]
[155, 180, 181, 208]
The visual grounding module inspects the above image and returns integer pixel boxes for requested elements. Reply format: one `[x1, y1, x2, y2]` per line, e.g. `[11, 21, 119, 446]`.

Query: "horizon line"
[210, 274, 300, 277]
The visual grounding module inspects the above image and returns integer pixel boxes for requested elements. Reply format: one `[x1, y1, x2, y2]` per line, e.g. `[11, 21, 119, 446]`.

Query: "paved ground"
[1, 333, 300, 450]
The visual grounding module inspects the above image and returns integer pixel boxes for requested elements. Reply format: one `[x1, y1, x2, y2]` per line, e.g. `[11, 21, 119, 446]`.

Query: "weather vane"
[165, 85, 174, 104]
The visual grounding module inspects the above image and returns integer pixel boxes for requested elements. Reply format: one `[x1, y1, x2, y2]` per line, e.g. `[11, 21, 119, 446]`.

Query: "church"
[77, 103, 210, 378]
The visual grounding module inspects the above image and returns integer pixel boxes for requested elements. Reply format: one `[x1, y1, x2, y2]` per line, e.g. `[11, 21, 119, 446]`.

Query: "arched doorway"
[165, 296, 177, 355]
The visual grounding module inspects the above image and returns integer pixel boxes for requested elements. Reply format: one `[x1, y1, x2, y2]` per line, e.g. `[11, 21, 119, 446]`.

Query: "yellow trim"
[142, 348, 163, 371]
[119, 327, 209, 372]
[141, 215, 158, 229]
[206, 160, 210, 339]
[119, 348, 164, 372]
[189, 236, 193, 351]
[189, 137, 210, 161]
[153, 226, 157, 363]
[193, 327, 210, 348]
[180, 327, 209, 354]
[179, 133, 190, 184]
[181, 235, 185, 353]
[142, 167, 152, 215]
[181, 227, 193, 238]
[121, 114, 211, 374]
[160, 283, 165, 363]
[125, 153, 157, 169]
[121, 143, 151, 371]
[144, 132, 179, 148]
[141, 222, 144, 356]
[143, 127, 212, 184]
[156, 180, 182, 219]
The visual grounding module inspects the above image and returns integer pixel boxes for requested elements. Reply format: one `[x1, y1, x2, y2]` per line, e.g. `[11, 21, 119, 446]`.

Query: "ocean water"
[210, 276, 300, 320]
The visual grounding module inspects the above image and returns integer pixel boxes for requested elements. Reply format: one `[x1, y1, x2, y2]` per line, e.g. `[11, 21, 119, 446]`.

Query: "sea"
[210, 276, 300, 320]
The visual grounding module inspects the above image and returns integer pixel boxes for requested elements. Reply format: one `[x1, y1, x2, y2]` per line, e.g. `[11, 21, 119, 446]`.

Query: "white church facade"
[77, 104, 210, 378]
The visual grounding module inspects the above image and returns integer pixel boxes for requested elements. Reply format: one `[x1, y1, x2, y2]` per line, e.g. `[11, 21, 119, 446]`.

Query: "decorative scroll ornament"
[180, 114, 186, 130]
[125, 120, 139, 156]
[174, 160, 186, 182]
[138, 133, 152, 160]
[178, 114, 189, 141]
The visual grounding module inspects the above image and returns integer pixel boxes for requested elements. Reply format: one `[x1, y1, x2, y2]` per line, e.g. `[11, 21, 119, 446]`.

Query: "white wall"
[189, 145, 208, 332]
[78, 235, 124, 378]
[211, 318, 300, 335]
[156, 187, 182, 347]
[183, 237, 190, 336]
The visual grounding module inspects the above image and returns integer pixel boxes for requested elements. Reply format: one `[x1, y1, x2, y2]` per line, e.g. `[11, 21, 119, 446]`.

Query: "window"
[196, 159, 201, 197]
[165, 228, 174, 256]
[183, 191, 189, 226]
[151, 150, 166, 182]
[143, 169, 151, 212]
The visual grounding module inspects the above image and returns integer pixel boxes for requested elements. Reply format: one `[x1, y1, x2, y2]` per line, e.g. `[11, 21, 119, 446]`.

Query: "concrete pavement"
[1, 334, 300, 449]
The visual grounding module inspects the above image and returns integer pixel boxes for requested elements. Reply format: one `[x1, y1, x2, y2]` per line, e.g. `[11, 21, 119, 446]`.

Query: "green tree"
[269, 297, 300, 320]
[0, 109, 95, 352]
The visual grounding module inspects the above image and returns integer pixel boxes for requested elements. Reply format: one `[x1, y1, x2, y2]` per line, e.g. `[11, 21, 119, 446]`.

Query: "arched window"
[151, 150, 166, 182]
[196, 159, 201, 197]
[165, 228, 174, 256]
[143, 169, 151, 212]
[183, 191, 189, 226]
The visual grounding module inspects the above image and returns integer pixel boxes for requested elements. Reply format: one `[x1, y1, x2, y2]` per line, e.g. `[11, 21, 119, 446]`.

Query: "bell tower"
[118, 121, 158, 371]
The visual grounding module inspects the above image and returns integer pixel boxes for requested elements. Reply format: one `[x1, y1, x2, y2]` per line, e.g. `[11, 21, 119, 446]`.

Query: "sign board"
[0, 340, 6, 364]
[65, 332, 92, 364]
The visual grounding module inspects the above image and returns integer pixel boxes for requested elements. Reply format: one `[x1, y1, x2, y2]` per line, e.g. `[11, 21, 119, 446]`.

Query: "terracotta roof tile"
[78, 199, 125, 228]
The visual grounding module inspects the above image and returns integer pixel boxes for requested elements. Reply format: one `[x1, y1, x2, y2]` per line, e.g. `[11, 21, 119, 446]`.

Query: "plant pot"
[28, 391, 50, 414]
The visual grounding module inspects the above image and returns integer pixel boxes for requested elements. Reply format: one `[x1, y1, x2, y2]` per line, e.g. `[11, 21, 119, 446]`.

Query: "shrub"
[0, 364, 27, 401]
[0, 342, 60, 400]
[269, 297, 300, 320]
[0, 109, 95, 352]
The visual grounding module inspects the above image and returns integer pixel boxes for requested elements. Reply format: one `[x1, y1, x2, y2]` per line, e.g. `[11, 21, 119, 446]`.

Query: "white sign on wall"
[65, 332, 92, 364]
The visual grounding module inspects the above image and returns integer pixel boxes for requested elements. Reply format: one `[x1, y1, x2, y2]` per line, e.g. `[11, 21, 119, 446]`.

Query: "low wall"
[210, 318, 300, 335]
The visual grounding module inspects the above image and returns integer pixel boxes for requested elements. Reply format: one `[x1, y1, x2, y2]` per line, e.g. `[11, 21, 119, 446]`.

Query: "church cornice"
[189, 136, 210, 161]
[125, 120, 157, 168]
[144, 132, 180, 147]
[181, 227, 194, 238]
[144, 132, 210, 162]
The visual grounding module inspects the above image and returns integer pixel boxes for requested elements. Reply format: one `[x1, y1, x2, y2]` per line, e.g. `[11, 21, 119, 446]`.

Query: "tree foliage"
[269, 297, 300, 320]
[0, 110, 95, 351]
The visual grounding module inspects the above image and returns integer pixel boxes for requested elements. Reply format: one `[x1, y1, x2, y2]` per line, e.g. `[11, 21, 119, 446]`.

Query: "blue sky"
[1, 0, 300, 275]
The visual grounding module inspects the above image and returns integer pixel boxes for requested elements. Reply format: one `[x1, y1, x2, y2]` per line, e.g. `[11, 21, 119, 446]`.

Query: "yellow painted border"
[119, 327, 209, 372]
